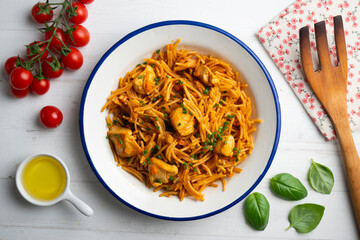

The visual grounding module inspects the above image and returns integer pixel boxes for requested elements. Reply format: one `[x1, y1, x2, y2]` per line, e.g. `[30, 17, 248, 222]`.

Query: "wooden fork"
[300, 16, 360, 229]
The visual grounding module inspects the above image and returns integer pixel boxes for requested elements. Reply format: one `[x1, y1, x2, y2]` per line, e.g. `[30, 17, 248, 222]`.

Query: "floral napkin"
[257, 0, 360, 140]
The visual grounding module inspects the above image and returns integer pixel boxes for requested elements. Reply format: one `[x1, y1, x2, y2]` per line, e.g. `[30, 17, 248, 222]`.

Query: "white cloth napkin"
[257, 0, 360, 140]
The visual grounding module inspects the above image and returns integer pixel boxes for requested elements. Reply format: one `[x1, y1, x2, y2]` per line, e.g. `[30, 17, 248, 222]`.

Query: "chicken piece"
[133, 65, 156, 94]
[165, 133, 174, 144]
[209, 86, 220, 105]
[108, 126, 142, 157]
[148, 157, 178, 187]
[199, 65, 219, 86]
[214, 135, 235, 157]
[170, 107, 196, 136]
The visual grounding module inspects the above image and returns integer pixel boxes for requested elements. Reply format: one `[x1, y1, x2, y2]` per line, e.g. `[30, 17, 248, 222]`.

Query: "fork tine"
[334, 15, 348, 79]
[299, 26, 316, 78]
[315, 21, 332, 68]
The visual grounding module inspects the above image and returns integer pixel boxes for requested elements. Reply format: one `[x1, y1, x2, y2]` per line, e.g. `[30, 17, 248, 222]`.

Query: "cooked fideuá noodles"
[101, 39, 261, 201]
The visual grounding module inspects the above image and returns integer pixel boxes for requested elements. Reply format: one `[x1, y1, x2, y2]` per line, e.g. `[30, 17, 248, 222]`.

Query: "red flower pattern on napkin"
[257, 0, 360, 140]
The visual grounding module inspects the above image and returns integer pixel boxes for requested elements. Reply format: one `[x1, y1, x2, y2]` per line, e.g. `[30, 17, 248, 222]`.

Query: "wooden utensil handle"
[333, 117, 360, 229]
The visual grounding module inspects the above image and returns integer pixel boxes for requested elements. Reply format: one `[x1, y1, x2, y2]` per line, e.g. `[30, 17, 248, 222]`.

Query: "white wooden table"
[1, 0, 359, 239]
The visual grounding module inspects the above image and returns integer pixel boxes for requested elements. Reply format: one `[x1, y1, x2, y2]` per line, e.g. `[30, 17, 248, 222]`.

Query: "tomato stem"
[24, 0, 72, 67]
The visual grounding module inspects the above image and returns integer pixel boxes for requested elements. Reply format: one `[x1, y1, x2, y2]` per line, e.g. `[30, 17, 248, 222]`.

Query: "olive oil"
[22, 155, 67, 201]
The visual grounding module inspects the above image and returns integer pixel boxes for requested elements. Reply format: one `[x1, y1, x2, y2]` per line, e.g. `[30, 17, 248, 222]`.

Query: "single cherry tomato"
[26, 41, 48, 61]
[66, 25, 90, 47]
[67, 2, 88, 24]
[40, 105, 63, 128]
[30, 77, 50, 95]
[41, 57, 64, 79]
[10, 85, 30, 98]
[31, 2, 53, 24]
[10, 67, 33, 90]
[4, 56, 24, 75]
[61, 47, 83, 70]
[44, 28, 66, 51]
[78, 0, 94, 4]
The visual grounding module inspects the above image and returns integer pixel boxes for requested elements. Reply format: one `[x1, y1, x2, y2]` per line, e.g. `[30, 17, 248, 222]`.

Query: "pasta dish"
[102, 39, 260, 201]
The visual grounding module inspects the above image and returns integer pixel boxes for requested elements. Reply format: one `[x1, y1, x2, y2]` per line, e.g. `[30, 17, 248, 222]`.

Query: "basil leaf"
[308, 159, 334, 194]
[244, 192, 270, 231]
[286, 203, 325, 233]
[270, 173, 308, 200]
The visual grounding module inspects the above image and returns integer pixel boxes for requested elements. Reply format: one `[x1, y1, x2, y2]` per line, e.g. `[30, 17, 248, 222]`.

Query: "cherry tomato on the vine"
[44, 28, 66, 51]
[4, 56, 24, 75]
[78, 0, 94, 4]
[67, 2, 88, 24]
[42, 57, 64, 79]
[26, 41, 48, 61]
[10, 85, 30, 98]
[40, 105, 63, 128]
[10, 67, 33, 90]
[30, 77, 50, 95]
[66, 25, 90, 47]
[31, 2, 54, 24]
[61, 47, 83, 70]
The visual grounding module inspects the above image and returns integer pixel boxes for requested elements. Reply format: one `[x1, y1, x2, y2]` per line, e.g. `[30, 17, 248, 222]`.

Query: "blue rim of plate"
[79, 20, 281, 221]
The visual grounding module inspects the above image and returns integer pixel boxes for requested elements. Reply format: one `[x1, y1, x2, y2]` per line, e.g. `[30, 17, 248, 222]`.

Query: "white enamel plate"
[80, 21, 281, 221]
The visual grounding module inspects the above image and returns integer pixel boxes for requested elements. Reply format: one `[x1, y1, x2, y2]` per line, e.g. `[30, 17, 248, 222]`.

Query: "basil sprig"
[244, 192, 270, 231]
[286, 203, 325, 233]
[308, 159, 334, 194]
[270, 173, 308, 200]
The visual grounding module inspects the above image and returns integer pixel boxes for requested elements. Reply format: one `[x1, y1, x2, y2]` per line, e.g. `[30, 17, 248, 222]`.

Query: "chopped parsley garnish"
[138, 75, 143, 79]
[203, 87, 210, 95]
[143, 150, 148, 156]
[169, 176, 174, 181]
[156, 49, 160, 54]
[156, 155, 162, 159]
[156, 126, 160, 130]
[178, 80, 183, 85]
